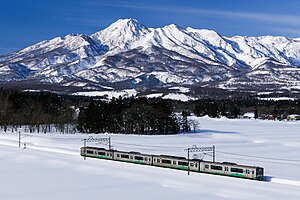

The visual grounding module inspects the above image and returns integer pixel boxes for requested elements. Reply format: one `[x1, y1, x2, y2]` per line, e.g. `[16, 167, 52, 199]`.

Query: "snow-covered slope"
[1, 18, 300, 92]
[1, 117, 300, 200]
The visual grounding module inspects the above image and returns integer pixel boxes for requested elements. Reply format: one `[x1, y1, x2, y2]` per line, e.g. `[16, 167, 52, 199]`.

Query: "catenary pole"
[109, 137, 111, 150]
[18, 132, 21, 148]
[213, 145, 215, 162]
[84, 139, 86, 160]
[187, 148, 190, 176]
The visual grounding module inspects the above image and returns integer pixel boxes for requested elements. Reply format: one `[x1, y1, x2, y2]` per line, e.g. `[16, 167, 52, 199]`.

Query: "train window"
[246, 170, 251, 174]
[110, 153, 113, 156]
[190, 163, 194, 167]
[173, 161, 177, 165]
[211, 165, 223, 171]
[230, 168, 244, 173]
[178, 161, 188, 166]
[257, 168, 263, 175]
[86, 150, 94, 154]
[195, 163, 198, 168]
[161, 159, 172, 164]
[205, 165, 209, 169]
[130, 156, 133, 159]
[225, 167, 229, 171]
[252, 171, 254, 174]
[117, 154, 120, 157]
[98, 152, 106, 156]
[134, 156, 144, 161]
[121, 154, 130, 159]
[157, 159, 160, 163]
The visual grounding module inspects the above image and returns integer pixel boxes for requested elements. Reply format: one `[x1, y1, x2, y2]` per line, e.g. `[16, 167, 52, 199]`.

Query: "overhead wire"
[112, 141, 185, 149]
[217, 151, 300, 166]
[87, 140, 300, 166]
[217, 150, 300, 163]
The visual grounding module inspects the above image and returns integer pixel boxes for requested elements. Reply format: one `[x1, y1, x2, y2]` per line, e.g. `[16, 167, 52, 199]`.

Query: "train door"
[246, 169, 252, 178]
[224, 166, 229, 175]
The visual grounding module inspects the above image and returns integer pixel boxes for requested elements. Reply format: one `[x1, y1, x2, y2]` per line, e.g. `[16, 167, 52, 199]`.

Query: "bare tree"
[190, 120, 200, 133]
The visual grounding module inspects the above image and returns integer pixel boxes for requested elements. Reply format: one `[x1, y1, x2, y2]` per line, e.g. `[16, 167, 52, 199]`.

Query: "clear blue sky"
[1, 0, 300, 55]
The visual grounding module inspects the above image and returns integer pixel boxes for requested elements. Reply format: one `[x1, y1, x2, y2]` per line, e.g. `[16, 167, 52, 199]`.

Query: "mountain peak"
[163, 23, 183, 30]
[91, 18, 150, 50]
[114, 18, 143, 27]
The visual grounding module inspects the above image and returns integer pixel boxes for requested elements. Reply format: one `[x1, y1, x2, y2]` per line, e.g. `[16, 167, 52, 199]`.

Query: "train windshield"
[257, 168, 264, 176]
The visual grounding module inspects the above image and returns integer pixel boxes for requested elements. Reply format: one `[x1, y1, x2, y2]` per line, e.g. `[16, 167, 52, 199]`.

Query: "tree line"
[0, 88, 299, 134]
[192, 98, 300, 119]
[0, 88, 77, 133]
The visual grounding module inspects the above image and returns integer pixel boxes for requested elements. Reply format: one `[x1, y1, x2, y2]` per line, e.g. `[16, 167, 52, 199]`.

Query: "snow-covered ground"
[73, 89, 137, 98]
[162, 93, 196, 102]
[1, 117, 300, 200]
[258, 97, 296, 101]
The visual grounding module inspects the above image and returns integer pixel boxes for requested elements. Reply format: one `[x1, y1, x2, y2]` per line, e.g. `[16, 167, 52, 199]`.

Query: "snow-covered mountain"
[0, 18, 300, 94]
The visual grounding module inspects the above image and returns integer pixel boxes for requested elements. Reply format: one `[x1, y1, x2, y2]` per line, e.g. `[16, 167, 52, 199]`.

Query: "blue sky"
[1, 0, 300, 55]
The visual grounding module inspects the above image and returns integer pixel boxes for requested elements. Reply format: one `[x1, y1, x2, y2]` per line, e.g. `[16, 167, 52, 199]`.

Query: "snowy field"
[1, 117, 300, 200]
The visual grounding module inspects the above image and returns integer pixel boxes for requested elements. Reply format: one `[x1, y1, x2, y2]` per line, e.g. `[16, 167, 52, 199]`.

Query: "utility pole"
[18, 132, 21, 148]
[213, 145, 215, 162]
[84, 138, 87, 148]
[187, 148, 190, 175]
[18, 131, 30, 149]
[109, 137, 111, 150]
[83, 139, 87, 160]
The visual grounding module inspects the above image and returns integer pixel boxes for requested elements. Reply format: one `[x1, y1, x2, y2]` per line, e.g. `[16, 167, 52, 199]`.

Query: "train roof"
[115, 150, 152, 157]
[191, 158, 203, 162]
[202, 160, 262, 169]
[129, 151, 141, 154]
[84, 146, 113, 151]
[84, 146, 105, 150]
[158, 154, 187, 160]
[222, 162, 237, 165]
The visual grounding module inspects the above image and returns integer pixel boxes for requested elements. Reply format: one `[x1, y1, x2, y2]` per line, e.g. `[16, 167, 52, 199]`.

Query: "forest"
[0, 88, 79, 133]
[0, 88, 299, 134]
[77, 97, 180, 134]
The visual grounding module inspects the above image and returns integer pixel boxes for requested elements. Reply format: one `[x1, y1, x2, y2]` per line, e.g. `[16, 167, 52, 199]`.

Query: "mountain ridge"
[0, 18, 300, 96]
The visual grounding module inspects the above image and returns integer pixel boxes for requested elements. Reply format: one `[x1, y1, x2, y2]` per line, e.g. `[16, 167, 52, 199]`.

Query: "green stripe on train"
[210, 171, 225, 176]
[178, 166, 189, 170]
[133, 160, 147, 164]
[81, 154, 112, 160]
[156, 165, 189, 171]
[210, 172, 247, 178]
[228, 173, 247, 178]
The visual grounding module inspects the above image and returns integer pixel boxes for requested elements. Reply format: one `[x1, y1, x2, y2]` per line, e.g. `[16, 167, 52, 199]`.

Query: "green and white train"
[80, 146, 264, 181]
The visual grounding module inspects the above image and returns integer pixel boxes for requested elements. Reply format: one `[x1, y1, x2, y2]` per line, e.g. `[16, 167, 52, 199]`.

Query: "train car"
[114, 150, 152, 165]
[200, 161, 264, 180]
[189, 159, 202, 172]
[152, 155, 200, 171]
[80, 146, 114, 160]
[128, 152, 152, 165]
